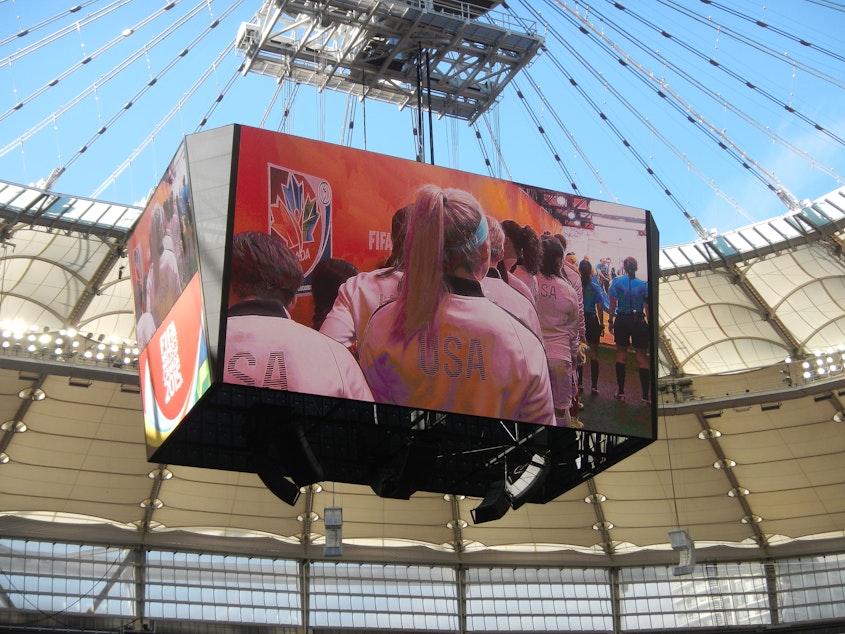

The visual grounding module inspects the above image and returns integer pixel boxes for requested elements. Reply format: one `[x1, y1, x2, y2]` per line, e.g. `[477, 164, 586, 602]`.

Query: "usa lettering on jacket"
[538, 281, 558, 299]
[417, 333, 487, 380]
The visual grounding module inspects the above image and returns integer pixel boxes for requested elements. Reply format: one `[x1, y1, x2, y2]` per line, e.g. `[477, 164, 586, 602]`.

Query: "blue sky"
[0, 0, 842, 247]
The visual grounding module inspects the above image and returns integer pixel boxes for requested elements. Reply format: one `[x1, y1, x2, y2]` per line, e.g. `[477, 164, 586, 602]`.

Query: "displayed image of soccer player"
[535, 237, 582, 427]
[319, 205, 409, 354]
[578, 259, 607, 396]
[358, 185, 555, 425]
[146, 204, 183, 326]
[310, 258, 359, 331]
[500, 219, 541, 304]
[549, 232, 586, 418]
[607, 256, 650, 405]
[224, 231, 373, 401]
[481, 215, 543, 341]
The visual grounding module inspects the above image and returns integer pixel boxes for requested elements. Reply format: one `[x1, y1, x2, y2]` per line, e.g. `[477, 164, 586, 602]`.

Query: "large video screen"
[128, 141, 212, 455]
[223, 128, 656, 440]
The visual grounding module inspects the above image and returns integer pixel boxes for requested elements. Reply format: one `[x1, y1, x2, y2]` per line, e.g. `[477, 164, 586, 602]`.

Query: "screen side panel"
[127, 140, 211, 456]
[647, 210, 659, 440]
[185, 125, 238, 370]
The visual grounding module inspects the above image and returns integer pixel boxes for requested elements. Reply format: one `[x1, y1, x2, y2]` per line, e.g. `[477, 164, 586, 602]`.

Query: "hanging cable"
[415, 44, 425, 162]
[509, 82, 580, 192]
[0, 1, 187, 123]
[700, 0, 845, 65]
[58, 1, 243, 180]
[0, 0, 104, 49]
[426, 49, 434, 165]
[481, 10, 579, 191]
[259, 81, 285, 129]
[658, 0, 845, 89]
[0, 0, 215, 160]
[362, 95, 367, 152]
[408, 108, 419, 163]
[92, 41, 237, 198]
[0, 0, 133, 65]
[532, 6, 756, 221]
[557, 2, 808, 203]
[471, 122, 496, 178]
[341, 94, 356, 146]
[514, 75, 616, 201]
[805, 0, 845, 11]
[194, 59, 247, 132]
[605, 1, 845, 146]
[277, 82, 301, 133]
[518, 0, 707, 234]
[480, 111, 511, 181]
[590, 2, 842, 183]
[532, 0, 799, 230]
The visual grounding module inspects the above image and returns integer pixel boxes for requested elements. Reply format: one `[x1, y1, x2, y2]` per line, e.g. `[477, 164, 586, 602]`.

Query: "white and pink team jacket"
[224, 301, 374, 402]
[480, 272, 543, 343]
[535, 273, 580, 363]
[502, 268, 535, 306]
[358, 281, 555, 426]
[504, 258, 540, 305]
[319, 268, 403, 349]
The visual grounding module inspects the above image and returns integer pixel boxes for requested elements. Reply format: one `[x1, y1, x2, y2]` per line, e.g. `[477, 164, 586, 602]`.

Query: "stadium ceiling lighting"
[698, 429, 722, 440]
[741, 515, 763, 524]
[18, 387, 46, 401]
[0, 453, 9, 464]
[727, 487, 750, 497]
[0, 421, 27, 433]
[713, 458, 737, 469]
[593, 521, 614, 531]
[0, 322, 141, 370]
[585, 493, 607, 504]
[148, 467, 173, 480]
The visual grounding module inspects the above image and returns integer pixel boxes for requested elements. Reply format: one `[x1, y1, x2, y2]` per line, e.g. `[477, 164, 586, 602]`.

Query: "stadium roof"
[1, 0, 844, 569]
[1, 177, 843, 567]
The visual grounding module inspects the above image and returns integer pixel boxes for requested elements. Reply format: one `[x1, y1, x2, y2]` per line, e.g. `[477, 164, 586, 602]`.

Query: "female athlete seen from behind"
[358, 185, 554, 426]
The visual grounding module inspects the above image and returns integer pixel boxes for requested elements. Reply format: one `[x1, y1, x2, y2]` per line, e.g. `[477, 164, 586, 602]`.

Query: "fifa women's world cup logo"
[267, 164, 332, 284]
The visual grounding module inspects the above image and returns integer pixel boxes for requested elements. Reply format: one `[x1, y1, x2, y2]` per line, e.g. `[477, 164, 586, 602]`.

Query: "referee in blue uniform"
[607, 257, 650, 404]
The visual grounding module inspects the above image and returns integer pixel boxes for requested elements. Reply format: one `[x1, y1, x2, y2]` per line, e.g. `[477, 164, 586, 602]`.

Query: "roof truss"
[236, 0, 544, 122]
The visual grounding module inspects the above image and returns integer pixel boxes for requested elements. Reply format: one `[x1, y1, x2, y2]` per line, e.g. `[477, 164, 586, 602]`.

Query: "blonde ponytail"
[392, 185, 486, 342]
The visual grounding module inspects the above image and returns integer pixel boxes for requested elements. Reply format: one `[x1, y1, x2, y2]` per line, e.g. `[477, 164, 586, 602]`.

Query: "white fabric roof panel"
[660, 272, 780, 374]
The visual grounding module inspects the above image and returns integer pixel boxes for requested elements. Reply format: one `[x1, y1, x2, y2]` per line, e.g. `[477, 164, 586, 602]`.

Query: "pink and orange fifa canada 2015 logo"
[267, 163, 332, 285]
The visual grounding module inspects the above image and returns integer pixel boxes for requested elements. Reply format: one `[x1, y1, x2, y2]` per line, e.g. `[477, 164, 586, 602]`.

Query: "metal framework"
[235, 0, 544, 122]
